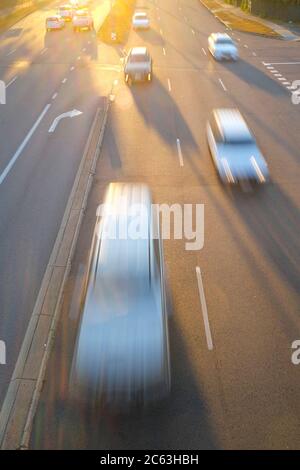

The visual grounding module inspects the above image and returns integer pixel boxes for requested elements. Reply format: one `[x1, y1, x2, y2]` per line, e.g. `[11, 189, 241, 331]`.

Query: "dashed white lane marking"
[176, 138, 184, 167]
[40, 48, 48, 55]
[62, 78, 67, 83]
[77, 56, 81, 60]
[191, 28, 195, 35]
[219, 78, 227, 92]
[0, 104, 51, 186]
[160, 28, 163, 35]
[202, 47, 207, 56]
[167, 78, 171, 92]
[82, 48, 86, 52]
[6, 76, 18, 88]
[162, 47, 166, 56]
[6, 48, 17, 56]
[252, 52, 257, 56]
[196, 267, 213, 351]
[70, 66, 75, 71]
[52, 92, 58, 100]
[237, 37, 241, 41]
[244, 44, 248, 48]
[88, 40, 91, 44]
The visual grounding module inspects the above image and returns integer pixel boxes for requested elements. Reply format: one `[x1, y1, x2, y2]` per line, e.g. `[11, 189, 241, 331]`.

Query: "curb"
[0, 97, 109, 449]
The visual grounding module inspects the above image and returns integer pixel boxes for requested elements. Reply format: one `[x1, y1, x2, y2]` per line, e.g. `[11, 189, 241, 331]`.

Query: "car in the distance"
[72, 9, 94, 31]
[45, 15, 65, 31]
[206, 108, 269, 187]
[208, 33, 238, 61]
[58, 4, 74, 21]
[124, 47, 152, 84]
[132, 12, 150, 30]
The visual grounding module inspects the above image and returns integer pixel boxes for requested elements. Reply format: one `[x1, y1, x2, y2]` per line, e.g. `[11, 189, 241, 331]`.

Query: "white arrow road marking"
[0, 104, 51, 186]
[48, 109, 83, 133]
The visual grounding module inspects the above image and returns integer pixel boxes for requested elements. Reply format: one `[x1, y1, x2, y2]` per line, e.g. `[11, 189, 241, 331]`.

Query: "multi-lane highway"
[0, 0, 116, 405]
[1, 0, 300, 450]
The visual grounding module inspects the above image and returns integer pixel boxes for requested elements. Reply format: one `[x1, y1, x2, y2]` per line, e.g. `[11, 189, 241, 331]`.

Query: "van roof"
[94, 183, 155, 282]
[214, 108, 253, 143]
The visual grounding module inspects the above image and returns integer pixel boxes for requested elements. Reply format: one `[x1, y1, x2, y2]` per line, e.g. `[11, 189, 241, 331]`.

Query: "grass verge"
[200, 0, 280, 38]
[98, 0, 136, 44]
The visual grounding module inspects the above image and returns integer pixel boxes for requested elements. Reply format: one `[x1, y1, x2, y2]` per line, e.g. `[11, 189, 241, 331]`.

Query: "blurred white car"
[207, 109, 269, 186]
[46, 15, 65, 31]
[72, 9, 94, 31]
[58, 4, 74, 21]
[70, 183, 171, 408]
[132, 12, 150, 30]
[208, 33, 238, 61]
[124, 47, 152, 84]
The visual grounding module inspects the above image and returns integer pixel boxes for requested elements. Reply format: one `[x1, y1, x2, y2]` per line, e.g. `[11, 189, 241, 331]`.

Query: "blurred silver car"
[124, 47, 152, 84]
[208, 33, 238, 61]
[132, 12, 150, 30]
[207, 109, 269, 185]
[70, 183, 170, 408]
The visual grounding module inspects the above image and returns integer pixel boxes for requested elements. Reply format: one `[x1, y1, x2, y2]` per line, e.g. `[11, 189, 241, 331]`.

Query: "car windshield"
[224, 134, 255, 144]
[130, 53, 147, 63]
[216, 38, 233, 45]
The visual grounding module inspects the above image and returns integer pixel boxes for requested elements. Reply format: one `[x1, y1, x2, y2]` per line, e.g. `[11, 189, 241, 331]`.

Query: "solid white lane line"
[0, 104, 51, 186]
[167, 78, 171, 92]
[219, 78, 227, 91]
[6, 76, 18, 88]
[264, 61, 300, 66]
[202, 47, 207, 56]
[52, 92, 58, 100]
[196, 267, 213, 351]
[62, 78, 67, 83]
[162, 47, 166, 55]
[176, 138, 184, 167]
[6, 48, 17, 56]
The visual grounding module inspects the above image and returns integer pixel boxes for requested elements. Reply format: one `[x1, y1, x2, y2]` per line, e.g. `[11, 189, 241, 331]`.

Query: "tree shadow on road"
[128, 75, 199, 155]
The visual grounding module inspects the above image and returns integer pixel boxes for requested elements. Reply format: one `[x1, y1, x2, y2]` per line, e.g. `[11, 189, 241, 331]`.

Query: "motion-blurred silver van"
[70, 183, 170, 408]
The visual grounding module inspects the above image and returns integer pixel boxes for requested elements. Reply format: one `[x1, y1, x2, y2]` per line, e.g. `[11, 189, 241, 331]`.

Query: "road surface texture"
[4, 0, 300, 450]
[0, 0, 116, 405]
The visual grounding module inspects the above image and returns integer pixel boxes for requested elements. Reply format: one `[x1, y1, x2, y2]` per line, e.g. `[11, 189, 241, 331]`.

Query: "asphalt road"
[0, 0, 118, 405]
[8, 0, 300, 449]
